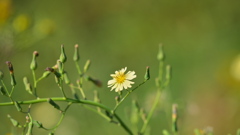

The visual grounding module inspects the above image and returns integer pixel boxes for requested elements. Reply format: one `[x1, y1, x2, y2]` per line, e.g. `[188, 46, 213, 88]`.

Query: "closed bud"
[144, 66, 150, 80]
[48, 98, 61, 111]
[23, 77, 32, 95]
[14, 101, 22, 112]
[157, 44, 165, 61]
[63, 71, 70, 84]
[6, 61, 16, 86]
[60, 45, 67, 63]
[88, 76, 102, 87]
[7, 115, 20, 127]
[83, 60, 91, 72]
[0, 70, 4, 79]
[172, 104, 178, 133]
[33, 120, 43, 128]
[73, 44, 80, 62]
[57, 60, 64, 74]
[0, 86, 6, 95]
[30, 51, 39, 70]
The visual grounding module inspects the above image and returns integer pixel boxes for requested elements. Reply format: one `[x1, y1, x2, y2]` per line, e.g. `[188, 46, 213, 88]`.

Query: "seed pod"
[60, 45, 67, 63]
[73, 44, 79, 62]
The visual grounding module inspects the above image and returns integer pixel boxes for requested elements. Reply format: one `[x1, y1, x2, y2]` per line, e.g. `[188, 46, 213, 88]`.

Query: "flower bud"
[83, 60, 91, 72]
[33, 120, 43, 128]
[7, 115, 20, 127]
[14, 101, 22, 112]
[157, 44, 165, 61]
[23, 77, 32, 95]
[73, 44, 80, 62]
[60, 44, 67, 63]
[144, 66, 150, 80]
[63, 71, 70, 84]
[48, 98, 61, 111]
[0, 70, 4, 79]
[57, 60, 64, 74]
[94, 90, 100, 103]
[6, 61, 16, 86]
[88, 76, 102, 87]
[30, 51, 39, 70]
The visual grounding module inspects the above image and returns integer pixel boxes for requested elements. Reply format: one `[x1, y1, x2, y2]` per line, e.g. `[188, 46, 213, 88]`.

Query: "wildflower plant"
[0, 44, 170, 135]
[1, 44, 238, 135]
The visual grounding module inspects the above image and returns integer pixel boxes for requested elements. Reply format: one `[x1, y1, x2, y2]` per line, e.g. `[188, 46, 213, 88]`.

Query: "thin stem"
[75, 62, 82, 75]
[1, 80, 13, 101]
[0, 97, 132, 134]
[140, 89, 161, 134]
[59, 83, 67, 98]
[113, 80, 148, 113]
[32, 70, 39, 98]
[78, 86, 86, 99]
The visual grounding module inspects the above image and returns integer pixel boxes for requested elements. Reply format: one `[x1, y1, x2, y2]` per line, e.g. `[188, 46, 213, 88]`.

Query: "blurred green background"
[1, 0, 240, 134]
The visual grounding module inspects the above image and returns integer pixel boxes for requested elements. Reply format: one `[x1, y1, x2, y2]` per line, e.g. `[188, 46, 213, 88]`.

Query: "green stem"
[75, 62, 82, 75]
[140, 89, 161, 134]
[113, 80, 148, 112]
[32, 70, 39, 98]
[1, 80, 14, 102]
[0, 97, 132, 134]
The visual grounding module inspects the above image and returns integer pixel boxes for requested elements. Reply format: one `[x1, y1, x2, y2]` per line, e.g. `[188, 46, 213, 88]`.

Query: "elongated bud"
[73, 44, 80, 62]
[166, 65, 171, 81]
[0, 70, 4, 79]
[87, 76, 102, 87]
[60, 45, 67, 63]
[57, 60, 64, 74]
[144, 66, 150, 80]
[63, 71, 70, 84]
[33, 120, 43, 128]
[48, 98, 61, 111]
[172, 104, 178, 133]
[23, 77, 32, 95]
[14, 101, 22, 112]
[6, 61, 16, 86]
[41, 67, 54, 78]
[84, 60, 91, 72]
[0, 86, 6, 95]
[30, 51, 39, 70]
[8, 115, 20, 127]
[157, 44, 165, 61]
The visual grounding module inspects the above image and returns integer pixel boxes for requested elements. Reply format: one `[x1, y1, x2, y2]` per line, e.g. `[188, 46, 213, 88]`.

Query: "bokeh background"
[0, 0, 240, 134]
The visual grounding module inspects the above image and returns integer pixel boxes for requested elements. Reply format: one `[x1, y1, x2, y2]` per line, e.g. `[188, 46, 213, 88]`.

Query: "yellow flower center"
[115, 74, 126, 83]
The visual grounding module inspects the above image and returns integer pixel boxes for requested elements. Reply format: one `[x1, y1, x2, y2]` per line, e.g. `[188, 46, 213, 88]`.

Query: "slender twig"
[113, 80, 148, 113]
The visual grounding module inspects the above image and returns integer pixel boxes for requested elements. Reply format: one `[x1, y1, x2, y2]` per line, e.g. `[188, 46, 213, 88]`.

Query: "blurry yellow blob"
[13, 14, 30, 32]
[230, 54, 240, 81]
[35, 19, 55, 36]
[0, 0, 12, 25]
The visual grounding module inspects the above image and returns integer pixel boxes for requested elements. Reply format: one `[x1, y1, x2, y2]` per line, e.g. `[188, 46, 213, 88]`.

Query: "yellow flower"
[108, 67, 136, 92]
